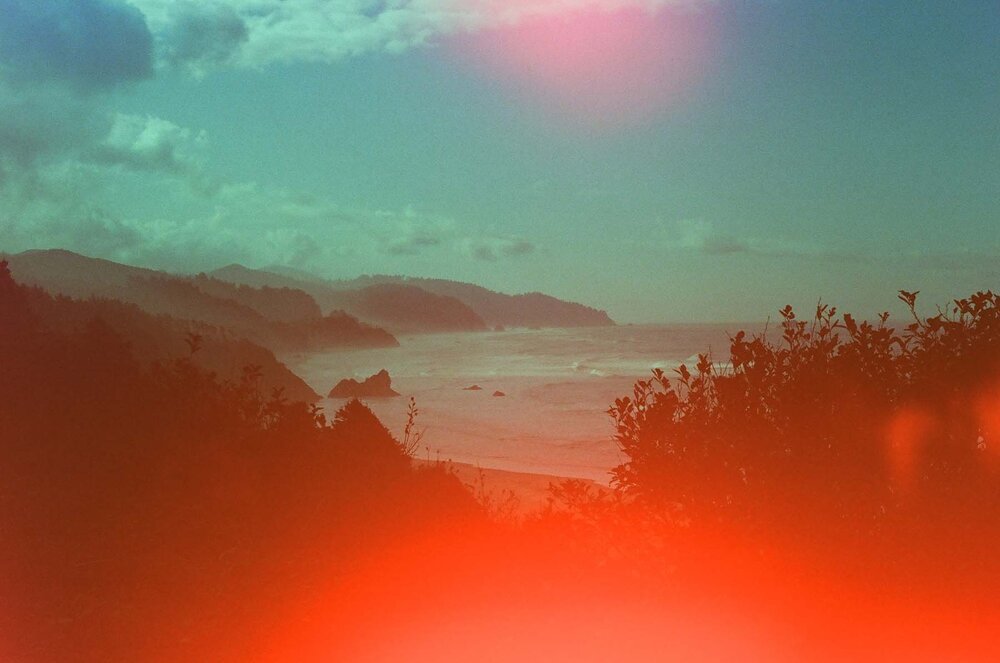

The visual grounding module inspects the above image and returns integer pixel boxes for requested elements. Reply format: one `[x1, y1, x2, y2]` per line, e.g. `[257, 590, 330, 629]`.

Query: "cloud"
[87, 113, 213, 192]
[374, 208, 453, 256]
[126, 0, 704, 71]
[649, 218, 1000, 278]
[462, 236, 536, 261]
[656, 218, 827, 259]
[161, 2, 248, 73]
[661, 218, 744, 255]
[0, 85, 105, 169]
[2, 165, 542, 274]
[0, 77, 535, 275]
[0, 0, 153, 90]
[0, 156, 146, 259]
[33, 208, 145, 256]
[0, 95, 221, 260]
[0, 1, 541, 278]
[385, 230, 444, 256]
[501, 238, 535, 256]
[0, 176, 326, 271]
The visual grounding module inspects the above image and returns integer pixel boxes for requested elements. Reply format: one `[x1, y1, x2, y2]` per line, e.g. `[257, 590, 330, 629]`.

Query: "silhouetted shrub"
[0, 261, 480, 662]
[609, 290, 1000, 538]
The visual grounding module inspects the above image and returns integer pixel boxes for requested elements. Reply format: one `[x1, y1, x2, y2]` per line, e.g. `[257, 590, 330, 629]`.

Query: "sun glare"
[447, 5, 718, 128]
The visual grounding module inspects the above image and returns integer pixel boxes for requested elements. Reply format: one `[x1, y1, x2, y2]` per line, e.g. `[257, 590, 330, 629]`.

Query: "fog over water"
[287, 324, 751, 480]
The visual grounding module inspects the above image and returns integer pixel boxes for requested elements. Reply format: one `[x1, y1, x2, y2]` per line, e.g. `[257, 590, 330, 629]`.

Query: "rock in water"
[328, 369, 400, 398]
[463, 384, 483, 391]
[492, 390, 506, 397]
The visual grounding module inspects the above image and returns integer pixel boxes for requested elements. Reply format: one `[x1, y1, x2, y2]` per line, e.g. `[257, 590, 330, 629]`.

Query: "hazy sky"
[1, 0, 997, 322]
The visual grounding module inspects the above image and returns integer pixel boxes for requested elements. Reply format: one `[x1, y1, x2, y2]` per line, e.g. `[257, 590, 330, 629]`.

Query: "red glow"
[975, 380, 1000, 463]
[265, 518, 1000, 662]
[448, 5, 717, 129]
[884, 406, 934, 493]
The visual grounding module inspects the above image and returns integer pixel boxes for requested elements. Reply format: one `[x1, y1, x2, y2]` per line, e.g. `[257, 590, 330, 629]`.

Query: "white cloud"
[126, 0, 706, 70]
[0, 85, 538, 275]
[66, 182, 538, 272]
[654, 218, 854, 260]
[89, 113, 211, 189]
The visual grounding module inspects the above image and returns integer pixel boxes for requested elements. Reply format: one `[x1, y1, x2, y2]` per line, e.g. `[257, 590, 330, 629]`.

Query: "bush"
[609, 290, 1000, 532]
[0, 261, 480, 662]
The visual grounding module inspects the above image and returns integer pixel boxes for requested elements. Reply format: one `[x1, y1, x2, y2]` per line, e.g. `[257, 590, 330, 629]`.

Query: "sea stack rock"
[492, 390, 506, 397]
[328, 369, 400, 398]
[463, 384, 483, 391]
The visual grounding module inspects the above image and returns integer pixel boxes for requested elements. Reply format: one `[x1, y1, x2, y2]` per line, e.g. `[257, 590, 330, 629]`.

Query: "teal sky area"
[1, 1, 997, 322]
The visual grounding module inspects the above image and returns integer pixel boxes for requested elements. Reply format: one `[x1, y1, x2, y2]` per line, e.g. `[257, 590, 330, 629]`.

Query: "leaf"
[897, 290, 919, 308]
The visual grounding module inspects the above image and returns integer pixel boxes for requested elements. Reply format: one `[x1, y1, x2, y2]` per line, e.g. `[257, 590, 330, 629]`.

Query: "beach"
[285, 324, 748, 482]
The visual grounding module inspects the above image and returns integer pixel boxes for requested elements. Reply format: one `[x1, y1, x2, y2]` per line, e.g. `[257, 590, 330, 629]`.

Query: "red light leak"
[265, 519, 1000, 662]
[884, 406, 935, 494]
[976, 379, 1000, 464]
[445, 5, 718, 130]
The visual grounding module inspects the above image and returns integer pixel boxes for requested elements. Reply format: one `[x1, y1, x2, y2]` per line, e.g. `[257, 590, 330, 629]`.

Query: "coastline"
[282, 325, 738, 482]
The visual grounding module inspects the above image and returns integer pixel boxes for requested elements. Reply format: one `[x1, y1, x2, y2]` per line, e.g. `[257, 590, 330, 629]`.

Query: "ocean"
[285, 323, 750, 482]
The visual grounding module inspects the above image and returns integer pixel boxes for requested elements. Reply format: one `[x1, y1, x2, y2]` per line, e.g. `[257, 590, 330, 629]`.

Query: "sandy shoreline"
[284, 325, 737, 482]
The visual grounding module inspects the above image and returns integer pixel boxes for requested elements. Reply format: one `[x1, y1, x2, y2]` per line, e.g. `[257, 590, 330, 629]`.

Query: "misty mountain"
[188, 273, 322, 323]
[4, 250, 397, 352]
[322, 283, 488, 334]
[209, 263, 324, 295]
[212, 264, 615, 329]
[2, 266, 319, 402]
[346, 276, 616, 328]
[211, 264, 486, 334]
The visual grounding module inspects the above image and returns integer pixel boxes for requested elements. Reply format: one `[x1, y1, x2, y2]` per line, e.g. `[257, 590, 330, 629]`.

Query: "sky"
[0, 0, 997, 322]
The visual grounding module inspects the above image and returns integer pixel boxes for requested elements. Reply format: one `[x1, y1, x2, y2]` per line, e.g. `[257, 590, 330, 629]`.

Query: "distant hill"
[213, 265, 616, 329]
[5, 250, 397, 352]
[5, 250, 613, 344]
[4, 248, 159, 295]
[211, 265, 487, 334]
[212, 263, 319, 292]
[188, 273, 322, 323]
[323, 283, 487, 334]
[367, 277, 616, 328]
[2, 266, 319, 402]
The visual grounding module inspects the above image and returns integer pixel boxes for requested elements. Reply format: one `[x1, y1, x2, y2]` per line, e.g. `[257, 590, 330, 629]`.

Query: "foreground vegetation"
[608, 290, 1000, 576]
[2, 257, 997, 660]
[0, 261, 476, 661]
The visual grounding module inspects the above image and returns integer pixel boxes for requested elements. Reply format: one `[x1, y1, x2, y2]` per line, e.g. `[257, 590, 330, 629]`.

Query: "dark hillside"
[338, 275, 615, 328]
[189, 273, 322, 322]
[323, 283, 488, 333]
[5, 251, 397, 352]
[0, 259, 479, 662]
[16, 281, 319, 402]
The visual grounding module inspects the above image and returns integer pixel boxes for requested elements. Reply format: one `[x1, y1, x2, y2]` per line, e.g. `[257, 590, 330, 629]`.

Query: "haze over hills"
[344, 275, 617, 329]
[4, 249, 614, 364]
[214, 264, 616, 329]
[2, 261, 319, 402]
[4, 250, 397, 352]
[212, 264, 490, 334]
[323, 283, 489, 334]
[189, 274, 323, 323]
[2, 249, 614, 400]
